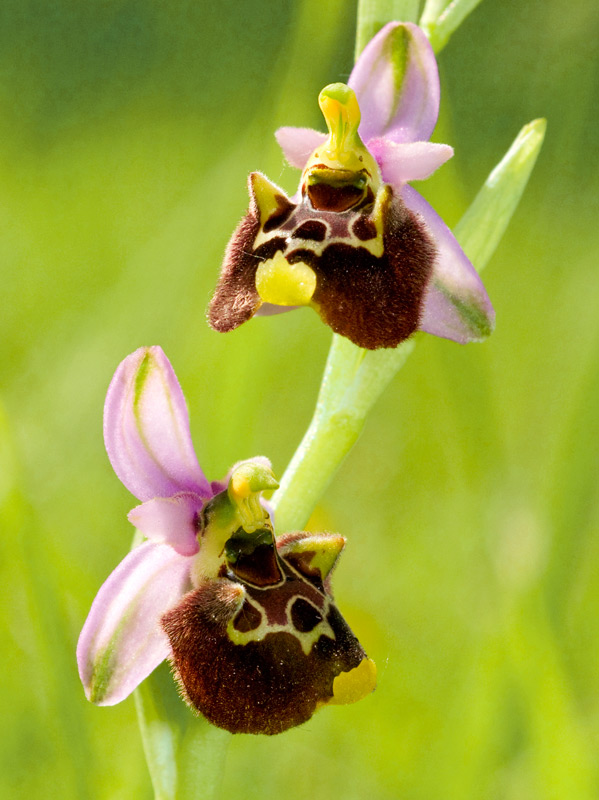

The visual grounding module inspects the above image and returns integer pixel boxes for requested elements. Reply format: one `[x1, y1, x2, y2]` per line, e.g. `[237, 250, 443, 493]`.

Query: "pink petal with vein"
[104, 346, 211, 502]
[349, 22, 440, 144]
[77, 542, 192, 705]
[402, 185, 495, 343]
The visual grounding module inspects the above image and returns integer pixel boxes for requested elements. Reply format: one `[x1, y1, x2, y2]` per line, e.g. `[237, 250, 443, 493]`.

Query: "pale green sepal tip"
[455, 118, 547, 274]
[279, 533, 345, 580]
[385, 23, 409, 94]
[133, 350, 152, 417]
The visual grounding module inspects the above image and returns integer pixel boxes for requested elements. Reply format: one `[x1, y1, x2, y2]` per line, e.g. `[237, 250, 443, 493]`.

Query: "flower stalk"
[135, 664, 230, 800]
[272, 335, 414, 531]
[135, 661, 230, 800]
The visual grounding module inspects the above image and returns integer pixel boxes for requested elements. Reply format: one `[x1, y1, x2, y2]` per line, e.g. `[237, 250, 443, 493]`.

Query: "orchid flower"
[77, 346, 376, 734]
[208, 22, 494, 350]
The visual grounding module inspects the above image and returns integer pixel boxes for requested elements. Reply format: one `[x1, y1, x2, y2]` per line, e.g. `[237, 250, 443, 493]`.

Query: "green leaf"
[420, 0, 487, 53]
[455, 119, 547, 272]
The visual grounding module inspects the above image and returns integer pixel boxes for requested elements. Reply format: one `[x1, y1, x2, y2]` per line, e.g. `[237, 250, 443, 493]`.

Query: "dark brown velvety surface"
[208, 181, 436, 349]
[162, 579, 365, 735]
[312, 195, 436, 349]
[207, 209, 262, 332]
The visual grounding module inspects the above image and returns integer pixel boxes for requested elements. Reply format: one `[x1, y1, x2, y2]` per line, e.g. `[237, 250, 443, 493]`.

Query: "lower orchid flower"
[208, 22, 494, 350]
[77, 346, 376, 735]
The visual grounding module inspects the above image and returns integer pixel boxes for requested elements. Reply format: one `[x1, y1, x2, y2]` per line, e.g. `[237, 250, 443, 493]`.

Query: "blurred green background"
[1, 0, 598, 797]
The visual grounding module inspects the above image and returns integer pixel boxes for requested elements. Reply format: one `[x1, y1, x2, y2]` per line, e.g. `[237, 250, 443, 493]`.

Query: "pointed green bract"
[420, 0, 487, 53]
[455, 119, 547, 271]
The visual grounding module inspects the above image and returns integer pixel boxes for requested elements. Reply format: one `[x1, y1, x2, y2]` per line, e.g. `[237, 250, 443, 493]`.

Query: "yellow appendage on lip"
[256, 252, 316, 307]
[328, 657, 377, 706]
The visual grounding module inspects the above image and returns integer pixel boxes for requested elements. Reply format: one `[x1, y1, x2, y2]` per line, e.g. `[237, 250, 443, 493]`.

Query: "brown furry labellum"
[208, 172, 436, 350]
[162, 528, 373, 735]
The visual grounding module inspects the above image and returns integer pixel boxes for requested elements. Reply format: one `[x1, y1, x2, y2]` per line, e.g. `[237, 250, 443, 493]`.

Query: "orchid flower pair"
[208, 22, 494, 350]
[79, 20, 495, 736]
[77, 347, 376, 734]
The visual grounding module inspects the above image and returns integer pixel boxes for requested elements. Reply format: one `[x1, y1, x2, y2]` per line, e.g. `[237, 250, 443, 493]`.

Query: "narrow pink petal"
[368, 139, 453, 184]
[349, 22, 440, 144]
[275, 127, 327, 170]
[104, 346, 212, 502]
[402, 185, 495, 343]
[77, 542, 192, 705]
[128, 493, 203, 557]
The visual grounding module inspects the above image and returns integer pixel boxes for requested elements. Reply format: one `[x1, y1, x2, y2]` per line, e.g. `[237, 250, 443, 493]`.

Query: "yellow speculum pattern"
[255, 253, 317, 307]
[226, 593, 336, 656]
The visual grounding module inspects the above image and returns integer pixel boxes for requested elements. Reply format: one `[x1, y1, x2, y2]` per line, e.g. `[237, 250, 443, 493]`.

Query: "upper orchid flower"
[208, 22, 494, 350]
[77, 346, 376, 735]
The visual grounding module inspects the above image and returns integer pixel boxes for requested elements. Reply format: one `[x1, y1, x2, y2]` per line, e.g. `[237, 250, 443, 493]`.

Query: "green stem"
[419, 0, 446, 28]
[272, 390, 363, 533]
[176, 719, 230, 800]
[272, 338, 414, 531]
[355, 0, 421, 58]
[135, 663, 231, 800]
[135, 676, 180, 800]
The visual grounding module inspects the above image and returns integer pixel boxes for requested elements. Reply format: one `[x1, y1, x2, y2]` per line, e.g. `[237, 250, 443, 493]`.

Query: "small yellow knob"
[328, 657, 377, 705]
